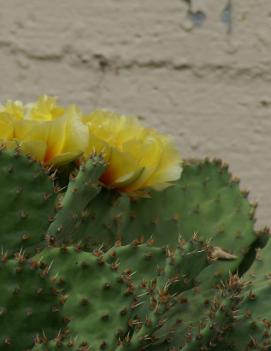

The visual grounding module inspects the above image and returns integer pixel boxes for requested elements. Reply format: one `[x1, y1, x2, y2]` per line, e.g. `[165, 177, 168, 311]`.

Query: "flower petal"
[121, 135, 162, 192]
[101, 147, 141, 188]
[46, 117, 67, 162]
[85, 132, 111, 161]
[143, 135, 182, 189]
[0, 100, 24, 120]
[14, 120, 48, 141]
[27, 95, 65, 121]
[0, 112, 14, 140]
[51, 152, 81, 166]
[60, 106, 89, 155]
[20, 140, 47, 162]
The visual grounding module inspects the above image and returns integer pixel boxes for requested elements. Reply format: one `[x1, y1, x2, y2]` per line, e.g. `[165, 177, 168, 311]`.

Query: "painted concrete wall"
[0, 0, 270, 227]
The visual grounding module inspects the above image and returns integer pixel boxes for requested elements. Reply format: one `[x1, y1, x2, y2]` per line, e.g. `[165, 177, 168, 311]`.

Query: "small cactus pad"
[48, 154, 107, 245]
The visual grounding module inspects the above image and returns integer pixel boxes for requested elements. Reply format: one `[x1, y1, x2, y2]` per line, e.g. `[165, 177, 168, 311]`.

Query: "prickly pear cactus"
[0, 96, 269, 351]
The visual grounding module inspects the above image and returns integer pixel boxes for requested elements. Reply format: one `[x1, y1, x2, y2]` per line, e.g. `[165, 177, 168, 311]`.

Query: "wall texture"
[0, 0, 270, 227]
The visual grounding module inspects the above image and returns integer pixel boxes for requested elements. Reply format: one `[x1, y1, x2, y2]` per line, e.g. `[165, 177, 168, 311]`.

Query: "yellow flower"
[0, 96, 182, 193]
[83, 110, 182, 194]
[0, 96, 88, 165]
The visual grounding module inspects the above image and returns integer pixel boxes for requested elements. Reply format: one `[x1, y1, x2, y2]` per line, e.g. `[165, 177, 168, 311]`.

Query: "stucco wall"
[0, 0, 270, 227]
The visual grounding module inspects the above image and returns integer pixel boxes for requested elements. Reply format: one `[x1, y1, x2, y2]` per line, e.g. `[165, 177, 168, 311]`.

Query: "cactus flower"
[0, 96, 182, 193]
[0, 96, 88, 165]
[83, 110, 182, 194]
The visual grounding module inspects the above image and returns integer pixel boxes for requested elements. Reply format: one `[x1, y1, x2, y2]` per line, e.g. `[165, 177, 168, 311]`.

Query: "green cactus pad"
[127, 160, 257, 272]
[34, 247, 144, 350]
[0, 253, 64, 350]
[0, 149, 56, 256]
[54, 159, 258, 281]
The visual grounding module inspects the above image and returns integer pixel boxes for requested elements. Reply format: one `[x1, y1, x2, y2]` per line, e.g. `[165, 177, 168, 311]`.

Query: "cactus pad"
[0, 149, 56, 256]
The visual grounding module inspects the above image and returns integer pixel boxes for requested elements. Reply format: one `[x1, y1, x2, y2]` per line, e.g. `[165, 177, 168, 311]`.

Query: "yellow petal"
[0, 112, 14, 140]
[101, 147, 141, 188]
[13, 119, 64, 163]
[45, 106, 88, 164]
[51, 152, 81, 166]
[46, 117, 67, 162]
[28, 95, 65, 121]
[85, 132, 112, 161]
[1, 100, 25, 120]
[60, 106, 89, 155]
[83, 110, 144, 148]
[14, 120, 48, 141]
[143, 135, 182, 189]
[20, 140, 47, 162]
[121, 135, 162, 192]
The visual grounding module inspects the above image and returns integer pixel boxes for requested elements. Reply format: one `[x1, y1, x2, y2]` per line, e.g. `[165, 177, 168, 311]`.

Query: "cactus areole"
[0, 96, 269, 351]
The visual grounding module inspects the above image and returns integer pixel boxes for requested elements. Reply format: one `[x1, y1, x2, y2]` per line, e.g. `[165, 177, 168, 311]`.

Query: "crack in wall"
[71, 54, 271, 82]
[91, 54, 110, 107]
[2, 31, 271, 84]
[7, 46, 271, 83]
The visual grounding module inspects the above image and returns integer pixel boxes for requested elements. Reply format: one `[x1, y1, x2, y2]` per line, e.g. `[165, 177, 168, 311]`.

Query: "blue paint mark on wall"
[182, 0, 206, 27]
[182, 0, 233, 32]
[188, 10, 206, 27]
[221, 0, 233, 33]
